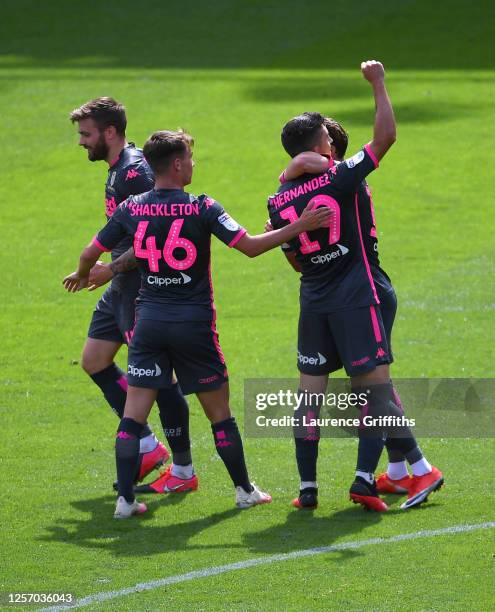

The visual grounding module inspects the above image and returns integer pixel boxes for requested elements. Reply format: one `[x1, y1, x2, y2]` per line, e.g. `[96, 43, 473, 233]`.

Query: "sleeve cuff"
[364, 144, 379, 169]
[92, 236, 111, 252]
[228, 228, 247, 248]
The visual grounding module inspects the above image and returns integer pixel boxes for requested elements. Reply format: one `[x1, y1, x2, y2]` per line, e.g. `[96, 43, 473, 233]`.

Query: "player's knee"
[81, 347, 112, 375]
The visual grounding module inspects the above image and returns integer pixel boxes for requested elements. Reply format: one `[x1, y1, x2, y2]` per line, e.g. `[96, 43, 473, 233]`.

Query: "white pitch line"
[39, 521, 495, 611]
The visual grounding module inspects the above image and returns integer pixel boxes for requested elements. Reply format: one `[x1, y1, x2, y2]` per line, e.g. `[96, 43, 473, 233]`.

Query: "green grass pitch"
[1, 1, 494, 609]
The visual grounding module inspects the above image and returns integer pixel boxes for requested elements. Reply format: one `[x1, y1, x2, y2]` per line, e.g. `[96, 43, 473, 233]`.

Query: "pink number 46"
[134, 220, 197, 272]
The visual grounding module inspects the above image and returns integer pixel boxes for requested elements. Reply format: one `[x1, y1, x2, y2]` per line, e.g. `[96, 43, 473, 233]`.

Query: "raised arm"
[235, 206, 331, 258]
[362, 60, 396, 161]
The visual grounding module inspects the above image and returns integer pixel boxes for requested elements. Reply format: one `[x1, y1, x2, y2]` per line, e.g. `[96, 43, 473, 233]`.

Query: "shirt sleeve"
[201, 195, 246, 247]
[115, 162, 155, 202]
[332, 144, 379, 193]
[93, 202, 129, 252]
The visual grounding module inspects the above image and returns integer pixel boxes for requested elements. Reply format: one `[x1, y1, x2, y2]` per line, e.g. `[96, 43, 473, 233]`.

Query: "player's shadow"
[2, 0, 492, 70]
[38, 494, 242, 558]
[241, 506, 382, 562]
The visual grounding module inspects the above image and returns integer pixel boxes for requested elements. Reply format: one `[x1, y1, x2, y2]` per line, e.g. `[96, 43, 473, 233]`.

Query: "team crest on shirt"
[218, 212, 240, 232]
[345, 150, 365, 168]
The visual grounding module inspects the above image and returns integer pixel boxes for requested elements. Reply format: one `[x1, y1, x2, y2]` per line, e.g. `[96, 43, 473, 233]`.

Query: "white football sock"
[300, 481, 318, 490]
[356, 471, 374, 485]
[171, 463, 194, 479]
[410, 457, 432, 476]
[387, 461, 409, 480]
[139, 433, 158, 454]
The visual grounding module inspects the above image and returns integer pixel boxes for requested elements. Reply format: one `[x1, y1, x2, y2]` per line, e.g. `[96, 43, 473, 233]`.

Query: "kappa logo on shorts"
[376, 347, 388, 358]
[147, 273, 191, 286]
[311, 244, 349, 264]
[298, 351, 327, 366]
[128, 363, 162, 378]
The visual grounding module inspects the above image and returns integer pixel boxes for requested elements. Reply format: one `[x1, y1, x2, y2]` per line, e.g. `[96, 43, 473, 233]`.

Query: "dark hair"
[143, 130, 194, 175]
[281, 112, 325, 158]
[323, 117, 349, 160]
[69, 97, 127, 135]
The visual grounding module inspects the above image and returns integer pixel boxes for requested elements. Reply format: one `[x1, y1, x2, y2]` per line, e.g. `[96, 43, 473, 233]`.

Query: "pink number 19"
[279, 195, 341, 254]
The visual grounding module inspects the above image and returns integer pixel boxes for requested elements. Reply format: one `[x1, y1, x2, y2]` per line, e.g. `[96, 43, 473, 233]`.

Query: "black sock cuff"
[387, 448, 407, 463]
[90, 363, 124, 385]
[118, 417, 144, 438]
[405, 445, 423, 464]
[211, 417, 237, 433]
[173, 450, 193, 466]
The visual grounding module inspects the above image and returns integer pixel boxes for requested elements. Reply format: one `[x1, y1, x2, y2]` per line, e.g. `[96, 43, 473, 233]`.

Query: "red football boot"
[376, 472, 413, 495]
[350, 477, 388, 512]
[137, 464, 198, 494]
[400, 466, 444, 510]
[137, 442, 170, 482]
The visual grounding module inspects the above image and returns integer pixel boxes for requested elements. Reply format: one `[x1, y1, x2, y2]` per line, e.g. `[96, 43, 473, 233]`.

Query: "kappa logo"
[147, 272, 191, 286]
[125, 168, 140, 181]
[298, 351, 327, 366]
[218, 212, 240, 232]
[376, 347, 388, 359]
[128, 363, 162, 378]
[310, 244, 349, 264]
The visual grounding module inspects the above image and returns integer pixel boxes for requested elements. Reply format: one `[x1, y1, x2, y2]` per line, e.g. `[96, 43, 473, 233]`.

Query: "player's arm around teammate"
[64, 130, 331, 518]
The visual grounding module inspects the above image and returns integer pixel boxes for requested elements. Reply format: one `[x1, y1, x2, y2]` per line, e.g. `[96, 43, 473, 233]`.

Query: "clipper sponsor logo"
[147, 272, 191, 286]
[218, 212, 240, 232]
[345, 150, 365, 168]
[311, 244, 349, 264]
[128, 363, 162, 378]
[298, 351, 327, 366]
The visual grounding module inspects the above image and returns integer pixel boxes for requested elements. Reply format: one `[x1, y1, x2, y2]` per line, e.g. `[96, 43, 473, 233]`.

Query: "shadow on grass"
[241, 506, 382, 558]
[1, 0, 493, 70]
[39, 494, 392, 561]
[39, 495, 241, 558]
[243, 93, 491, 125]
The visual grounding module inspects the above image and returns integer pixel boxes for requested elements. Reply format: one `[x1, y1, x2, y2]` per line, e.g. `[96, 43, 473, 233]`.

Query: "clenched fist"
[361, 60, 385, 84]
